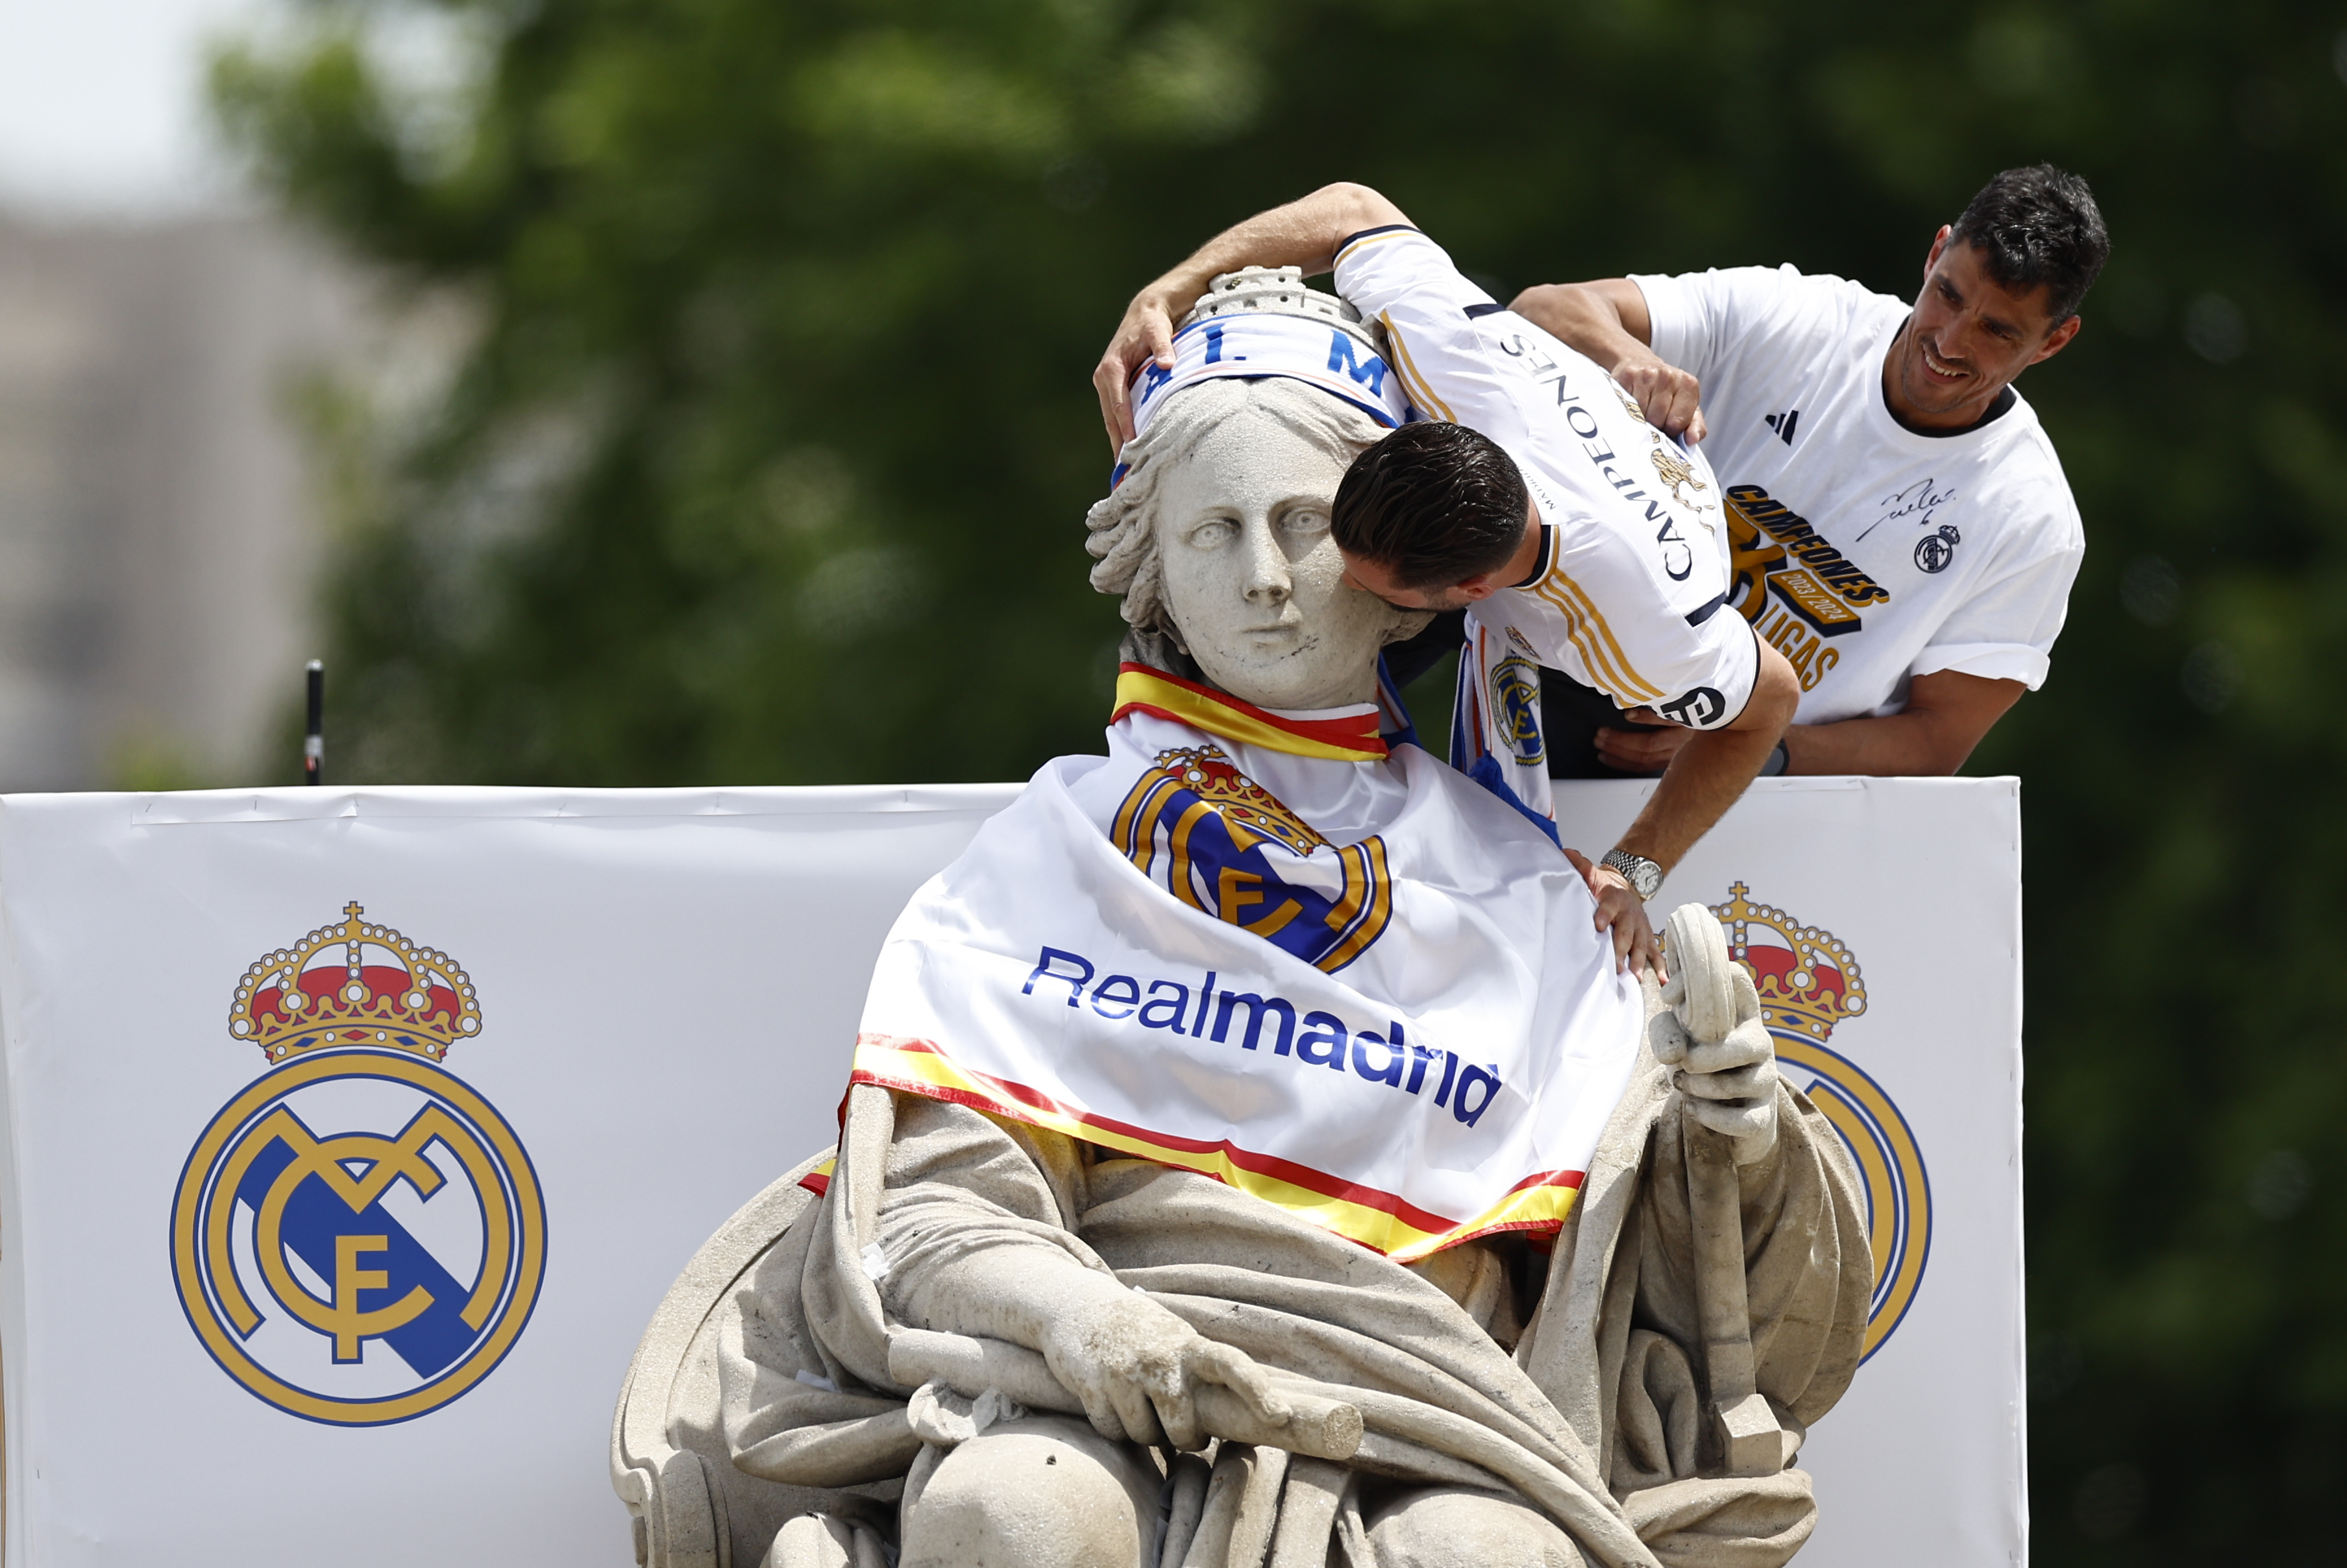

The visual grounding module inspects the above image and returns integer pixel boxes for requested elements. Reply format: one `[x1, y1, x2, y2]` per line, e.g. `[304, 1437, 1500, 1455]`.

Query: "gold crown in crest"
[1710, 883, 1865, 1041]
[1159, 746, 1325, 853]
[229, 902, 482, 1063]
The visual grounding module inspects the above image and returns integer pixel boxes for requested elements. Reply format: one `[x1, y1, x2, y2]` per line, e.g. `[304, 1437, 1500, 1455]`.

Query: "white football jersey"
[1333, 226, 1758, 822]
[1632, 264, 2084, 724]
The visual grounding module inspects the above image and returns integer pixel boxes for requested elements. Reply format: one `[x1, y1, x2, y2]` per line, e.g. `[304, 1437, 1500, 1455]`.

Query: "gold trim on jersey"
[1525, 570, 1664, 705]
[1377, 312, 1456, 424]
[1334, 229, 1418, 266]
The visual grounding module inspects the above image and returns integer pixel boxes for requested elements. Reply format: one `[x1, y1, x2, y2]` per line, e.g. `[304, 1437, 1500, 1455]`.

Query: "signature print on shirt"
[1857, 477, 1958, 543]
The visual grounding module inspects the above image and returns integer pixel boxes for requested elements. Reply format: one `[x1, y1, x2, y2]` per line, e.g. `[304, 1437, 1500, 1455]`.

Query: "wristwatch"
[1601, 848, 1664, 901]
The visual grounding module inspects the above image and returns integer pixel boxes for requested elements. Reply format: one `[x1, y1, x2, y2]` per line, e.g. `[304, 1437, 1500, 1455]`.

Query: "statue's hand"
[1651, 966, 1780, 1163]
[1039, 1283, 1290, 1450]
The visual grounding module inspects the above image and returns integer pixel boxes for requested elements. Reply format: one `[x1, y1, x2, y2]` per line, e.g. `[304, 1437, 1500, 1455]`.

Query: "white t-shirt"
[1631, 264, 2085, 724]
[1334, 227, 1758, 820]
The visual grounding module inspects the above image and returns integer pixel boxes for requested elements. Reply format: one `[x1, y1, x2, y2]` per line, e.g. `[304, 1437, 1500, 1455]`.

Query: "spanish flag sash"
[849, 668, 1641, 1262]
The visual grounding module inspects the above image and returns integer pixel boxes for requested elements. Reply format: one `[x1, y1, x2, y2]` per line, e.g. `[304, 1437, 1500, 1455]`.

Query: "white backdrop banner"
[0, 778, 2021, 1567]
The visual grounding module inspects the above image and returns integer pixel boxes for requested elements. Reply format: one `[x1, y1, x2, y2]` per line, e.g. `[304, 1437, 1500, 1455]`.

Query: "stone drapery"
[716, 982, 1871, 1567]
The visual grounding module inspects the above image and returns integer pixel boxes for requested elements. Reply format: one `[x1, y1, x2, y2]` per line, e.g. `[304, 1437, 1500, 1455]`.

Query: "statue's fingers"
[1072, 1378, 1130, 1444]
[1730, 968, 1761, 1023]
[1682, 1025, 1771, 1075]
[1658, 967, 1686, 1012]
[1106, 1374, 1165, 1449]
[1057, 1335, 1156, 1444]
[1648, 1011, 1690, 1066]
[1686, 1096, 1774, 1143]
[1149, 1381, 1207, 1452]
[1675, 1063, 1771, 1101]
[1188, 1341, 1291, 1427]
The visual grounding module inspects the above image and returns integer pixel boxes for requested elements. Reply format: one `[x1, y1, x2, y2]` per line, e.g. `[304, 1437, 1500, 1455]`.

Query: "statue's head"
[1085, 276, 1431, 712]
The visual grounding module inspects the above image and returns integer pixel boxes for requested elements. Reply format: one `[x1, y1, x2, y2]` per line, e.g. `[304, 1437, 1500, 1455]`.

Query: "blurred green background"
[215, 0, 2347, 1557]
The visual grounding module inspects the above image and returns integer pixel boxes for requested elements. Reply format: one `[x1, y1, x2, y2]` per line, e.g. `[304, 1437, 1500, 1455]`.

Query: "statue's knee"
[763, 1512, 856, 1568]
[1364, 1486, 1584, 1568]
[898, 1415, 1159, 1568]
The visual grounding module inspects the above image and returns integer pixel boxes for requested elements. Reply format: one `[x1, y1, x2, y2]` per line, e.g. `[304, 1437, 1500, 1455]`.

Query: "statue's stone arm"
[861, 1096, 1290, 1453]
[1623, 1080, 1871, 1454]
[1512, 951, 1871, 1568]
[1575, 1075, 1869, 1562]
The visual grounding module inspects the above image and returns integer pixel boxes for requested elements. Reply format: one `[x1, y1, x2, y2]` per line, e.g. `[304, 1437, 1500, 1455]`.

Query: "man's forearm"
[1510, 283, 1648, 375]
[1096, 183, 1412, 446]
[1783, 714, 1977, 776]
[1136, 184, 1407, 321]
[1613, 724, 1783, 874]
[1614, 641, 1800, 874]
[1782, 670, 2024, 776]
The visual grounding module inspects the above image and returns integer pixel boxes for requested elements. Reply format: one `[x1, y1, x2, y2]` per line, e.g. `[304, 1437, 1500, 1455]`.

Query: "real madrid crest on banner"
[1710, 884, 1930, 1361]
[169, 903, 547, 1425]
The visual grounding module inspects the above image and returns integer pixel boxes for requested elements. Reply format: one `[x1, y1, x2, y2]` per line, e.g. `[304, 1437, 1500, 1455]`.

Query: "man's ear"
[2029, 313, 2083, 367]
[1453, 574, 1499, 603]
[1923, 224, 1954, 284]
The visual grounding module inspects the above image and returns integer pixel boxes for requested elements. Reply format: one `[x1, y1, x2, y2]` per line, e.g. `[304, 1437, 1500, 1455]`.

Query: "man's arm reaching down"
[1784, 670, 2025, 774]
[1593, 668, 2027, 778]
[1094, 184, 1413, 450]
[1574, 637, 1801, 979]
[1510, 279, 1708, 443]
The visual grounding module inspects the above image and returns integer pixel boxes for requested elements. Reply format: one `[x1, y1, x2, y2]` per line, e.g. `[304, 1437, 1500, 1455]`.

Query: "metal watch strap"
[1601, 848, 1662, 900]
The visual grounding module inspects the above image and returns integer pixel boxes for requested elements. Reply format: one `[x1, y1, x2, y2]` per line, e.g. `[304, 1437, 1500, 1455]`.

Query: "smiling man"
[1510, 164, 2106, 777]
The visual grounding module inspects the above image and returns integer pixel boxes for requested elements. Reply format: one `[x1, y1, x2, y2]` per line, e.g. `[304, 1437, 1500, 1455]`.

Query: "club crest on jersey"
[169, 903, 547, 1426]
[1649, 441, 1712, 513]
[1490, 656, 1545, 765]
[1113, 746, 1394, 974]
[1914, 524, 1960, 574]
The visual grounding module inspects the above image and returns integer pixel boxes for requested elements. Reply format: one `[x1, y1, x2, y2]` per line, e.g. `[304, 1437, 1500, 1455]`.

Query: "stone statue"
[615, 276, 1873, 1568]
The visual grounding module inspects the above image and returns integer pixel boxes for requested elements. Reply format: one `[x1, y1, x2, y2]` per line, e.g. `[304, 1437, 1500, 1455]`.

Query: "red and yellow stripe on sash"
[849, 1034, 1580, 1263]
[1112, 665, 1386, 764]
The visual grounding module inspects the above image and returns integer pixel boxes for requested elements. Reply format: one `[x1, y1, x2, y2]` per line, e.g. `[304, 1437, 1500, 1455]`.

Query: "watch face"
[1605, 851, 1662, 900]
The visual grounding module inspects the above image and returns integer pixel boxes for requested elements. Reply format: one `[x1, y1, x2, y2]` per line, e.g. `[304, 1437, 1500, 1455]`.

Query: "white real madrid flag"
[850, 663, 1645, 1261]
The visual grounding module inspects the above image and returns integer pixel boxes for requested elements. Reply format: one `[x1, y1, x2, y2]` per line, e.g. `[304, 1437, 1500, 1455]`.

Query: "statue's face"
[1153, 405, 1408, 711]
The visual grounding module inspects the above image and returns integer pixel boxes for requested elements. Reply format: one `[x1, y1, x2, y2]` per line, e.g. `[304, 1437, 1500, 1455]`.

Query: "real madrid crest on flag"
[168, 903, 547, 1425]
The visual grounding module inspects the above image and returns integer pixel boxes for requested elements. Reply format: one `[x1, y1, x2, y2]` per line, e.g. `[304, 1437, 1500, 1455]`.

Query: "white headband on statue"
[1124, 268, 1416, 456]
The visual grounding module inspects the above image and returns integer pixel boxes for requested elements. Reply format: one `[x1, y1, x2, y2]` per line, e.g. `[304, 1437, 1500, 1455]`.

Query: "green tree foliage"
[218, 0, 2347, 1556]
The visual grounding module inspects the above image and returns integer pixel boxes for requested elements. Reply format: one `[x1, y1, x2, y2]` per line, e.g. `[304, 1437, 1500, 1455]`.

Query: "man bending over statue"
[716, 277, 1870, 1568]
[1096, 184, 1804, 979]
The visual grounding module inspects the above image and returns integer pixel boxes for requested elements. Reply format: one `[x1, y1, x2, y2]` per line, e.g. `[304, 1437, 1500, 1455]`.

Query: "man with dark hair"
[1096, 184, 1802, 978]
[1509, 164, 2106, 777]
[1328, 422, 1530, 589]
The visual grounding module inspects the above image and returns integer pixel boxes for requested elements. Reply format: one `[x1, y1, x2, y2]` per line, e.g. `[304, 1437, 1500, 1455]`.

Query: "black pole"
[304, 660, 324, 785]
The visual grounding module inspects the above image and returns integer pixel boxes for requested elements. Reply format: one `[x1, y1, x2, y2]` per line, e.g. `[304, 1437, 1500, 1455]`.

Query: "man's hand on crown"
[1094, 289, 1183, 453]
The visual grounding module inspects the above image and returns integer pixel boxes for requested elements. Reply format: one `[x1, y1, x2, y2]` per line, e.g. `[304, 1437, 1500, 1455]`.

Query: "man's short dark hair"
[1948, 164, 2109, 324]
[1331, 422, 1528, 589]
